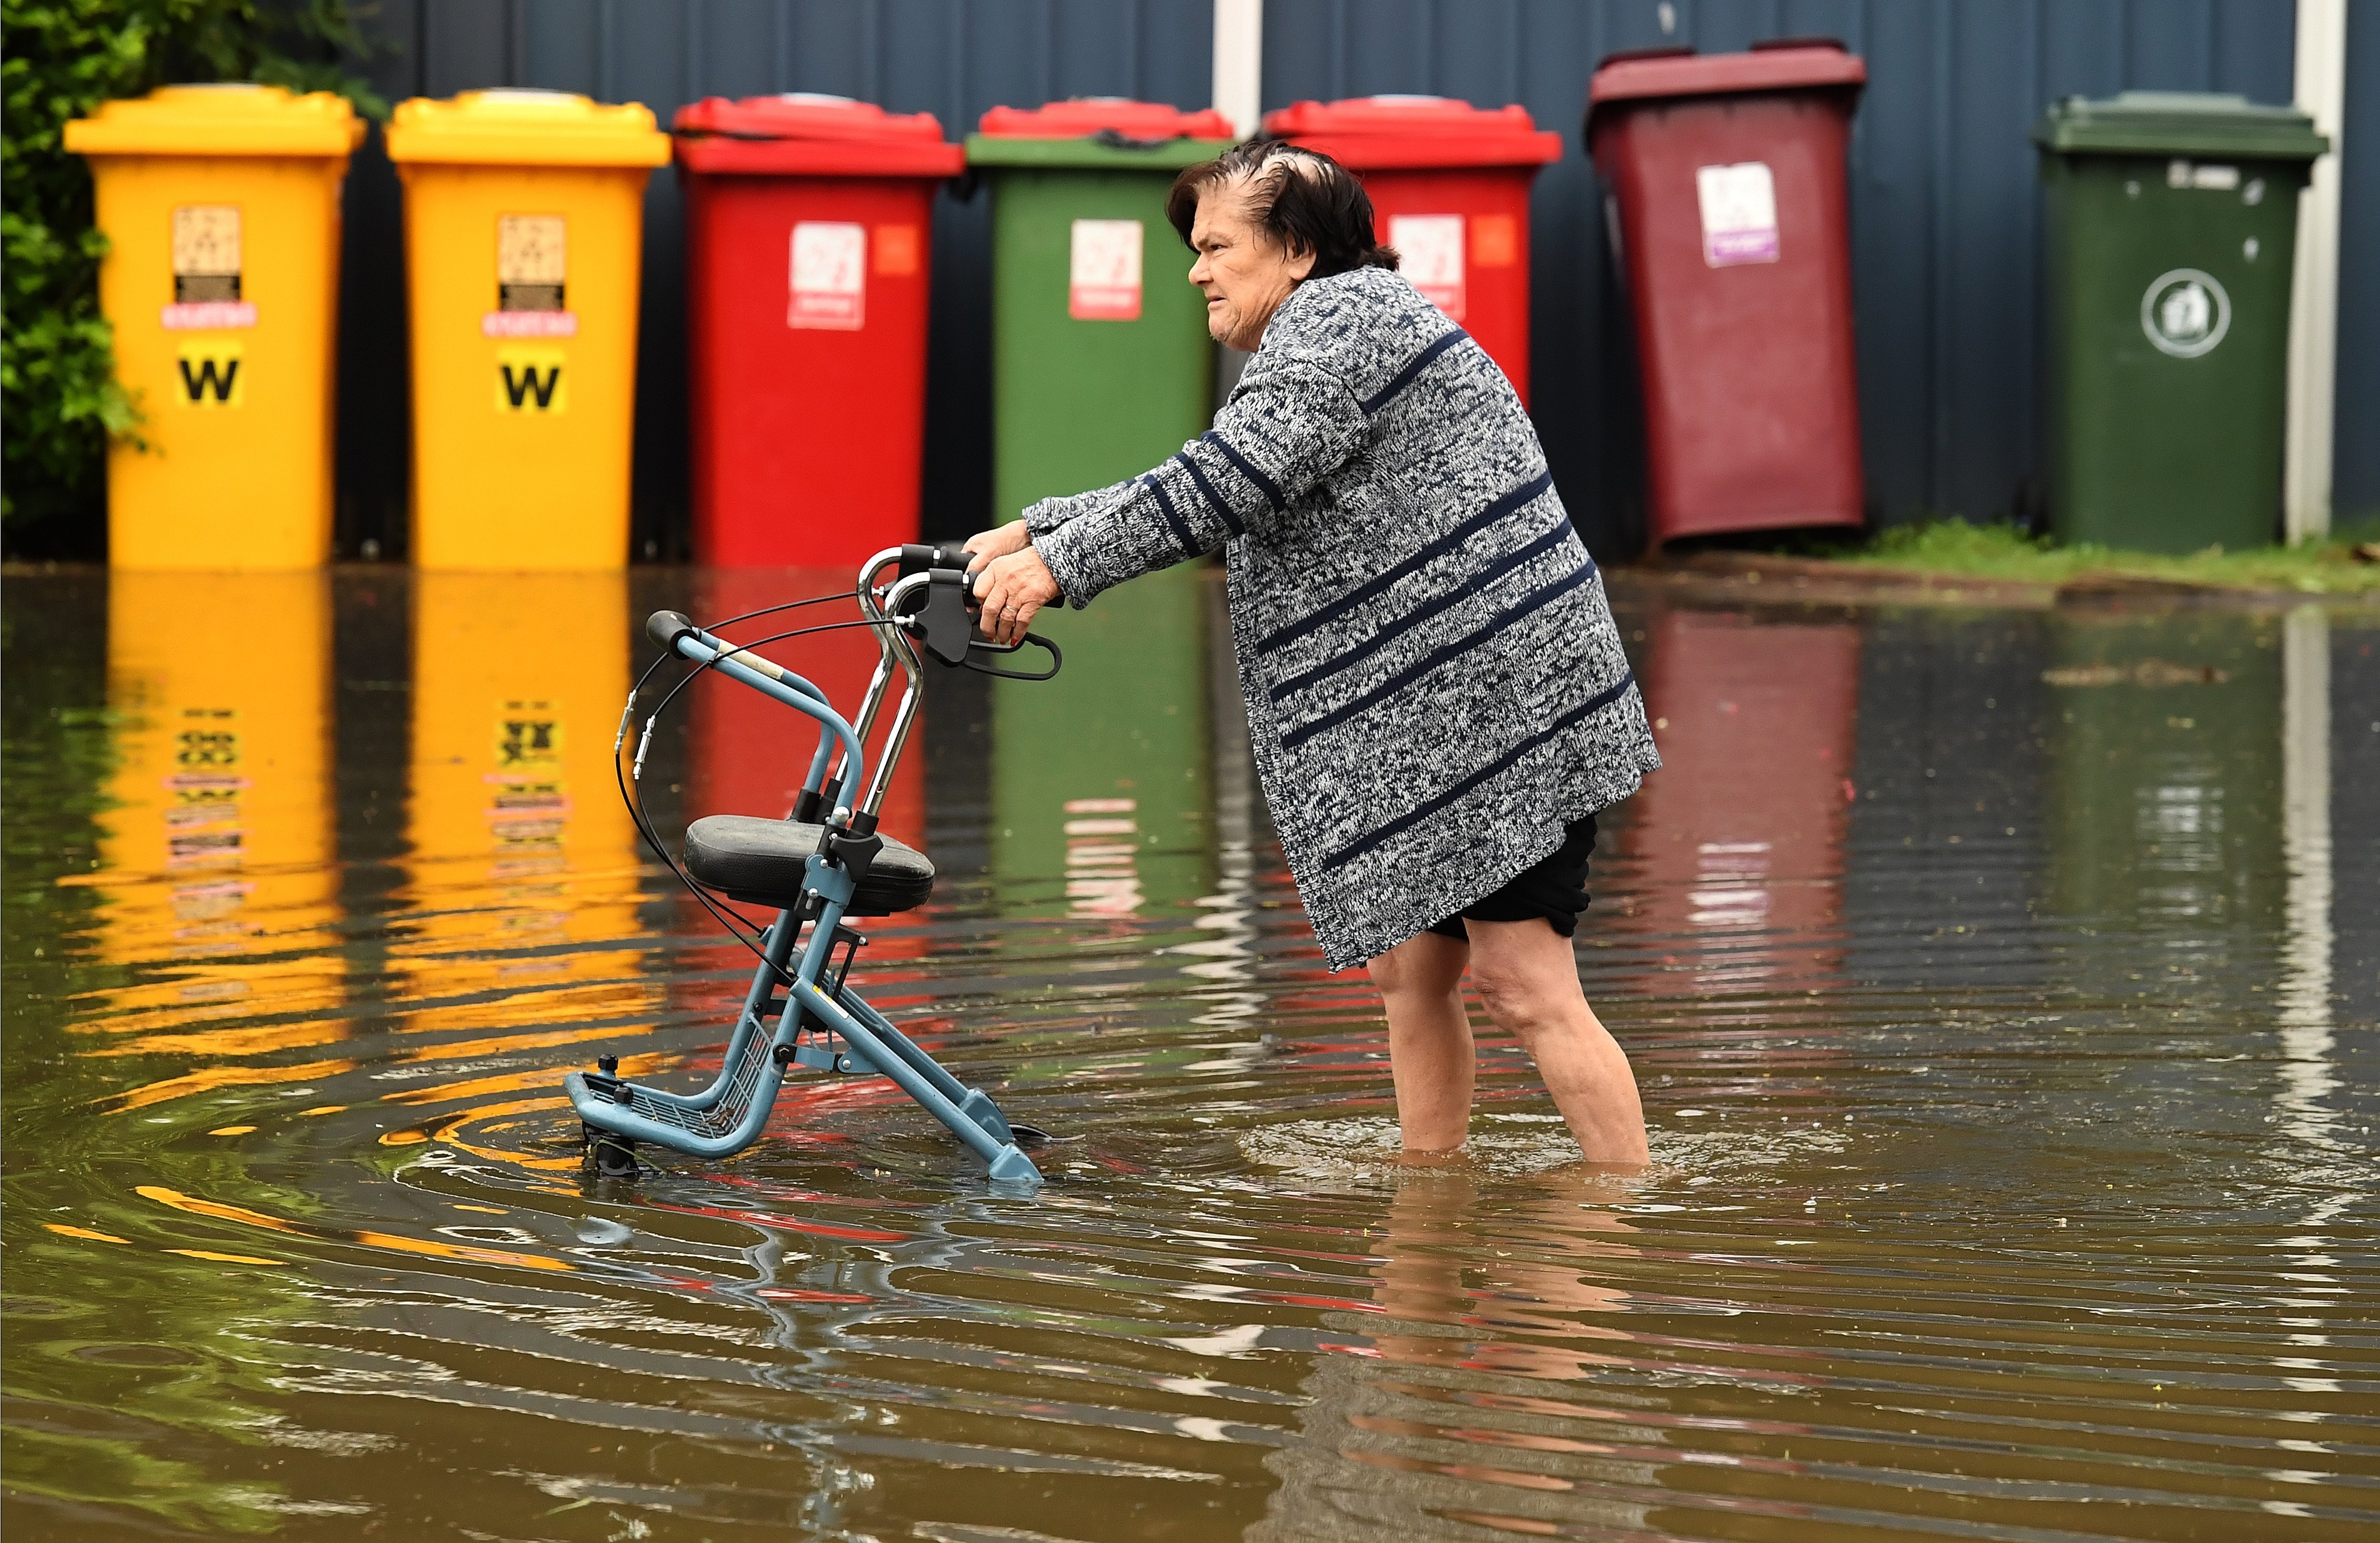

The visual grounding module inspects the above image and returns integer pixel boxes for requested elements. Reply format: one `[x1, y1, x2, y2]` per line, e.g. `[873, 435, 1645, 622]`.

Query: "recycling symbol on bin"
[2140, 268, 2230, 359]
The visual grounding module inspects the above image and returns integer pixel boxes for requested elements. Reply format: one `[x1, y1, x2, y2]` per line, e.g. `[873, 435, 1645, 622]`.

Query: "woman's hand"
[962, 520, 1032, 573]
[970, 544, 1061, 647]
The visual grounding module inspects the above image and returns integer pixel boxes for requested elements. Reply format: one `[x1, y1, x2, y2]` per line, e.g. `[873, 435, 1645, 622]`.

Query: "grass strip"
[1814, 519, 2380, 596]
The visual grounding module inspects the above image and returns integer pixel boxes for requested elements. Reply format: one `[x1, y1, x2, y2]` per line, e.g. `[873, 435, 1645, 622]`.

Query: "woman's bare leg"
[1463, 917, 1647, 1165]
[1367, 931, 1473, 1151]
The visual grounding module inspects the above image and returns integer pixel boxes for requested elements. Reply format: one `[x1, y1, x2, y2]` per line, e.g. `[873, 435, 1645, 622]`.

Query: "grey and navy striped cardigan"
[1028, 266, 1660, 971]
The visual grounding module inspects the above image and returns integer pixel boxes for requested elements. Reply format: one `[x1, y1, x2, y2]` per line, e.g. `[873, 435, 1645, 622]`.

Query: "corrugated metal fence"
[337, 0, 2372, 561]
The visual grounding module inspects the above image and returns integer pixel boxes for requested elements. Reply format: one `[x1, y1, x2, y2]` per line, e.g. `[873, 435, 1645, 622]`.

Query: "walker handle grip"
[898, 542, 976, 577]
[647, 610, 696, 652]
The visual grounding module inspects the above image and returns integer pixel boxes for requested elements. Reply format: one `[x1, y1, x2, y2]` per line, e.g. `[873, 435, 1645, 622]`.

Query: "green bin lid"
[2033, 91, 2326, 160]
[967, 100, 1234, 170]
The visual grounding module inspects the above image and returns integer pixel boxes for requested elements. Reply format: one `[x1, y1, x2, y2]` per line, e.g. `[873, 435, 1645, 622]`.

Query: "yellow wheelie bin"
[385, 90, 668, 570]
[65, 85, 364, 569]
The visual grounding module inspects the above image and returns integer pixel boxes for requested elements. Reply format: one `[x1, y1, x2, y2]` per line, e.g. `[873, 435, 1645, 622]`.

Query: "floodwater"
[4, 564, 2374, 1542]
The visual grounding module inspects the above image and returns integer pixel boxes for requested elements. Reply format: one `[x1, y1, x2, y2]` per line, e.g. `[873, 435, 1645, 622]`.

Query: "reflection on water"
[2, 569, 2373, 1541]
[995, 564, 1216, 920]
[1628, 606, 1858, 994]
[1248, 1165, 1655, 1542]
[82, 573, 345, 1103]
[2043, 612, 2286, 934]
[401, 572, 646, 992]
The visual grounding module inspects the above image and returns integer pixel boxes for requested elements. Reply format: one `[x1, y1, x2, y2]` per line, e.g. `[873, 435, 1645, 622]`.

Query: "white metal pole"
[1210, 1, 1265, 411]
[1212, 0, 1263, 141]
[2285, 0, 2348, 544]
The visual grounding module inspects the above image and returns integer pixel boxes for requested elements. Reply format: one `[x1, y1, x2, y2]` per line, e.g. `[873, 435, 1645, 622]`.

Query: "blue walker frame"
[565, 548, 1045, 1185]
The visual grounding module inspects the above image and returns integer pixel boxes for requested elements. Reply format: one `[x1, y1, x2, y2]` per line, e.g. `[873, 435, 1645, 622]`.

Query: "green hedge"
[1, 0, 378, 559]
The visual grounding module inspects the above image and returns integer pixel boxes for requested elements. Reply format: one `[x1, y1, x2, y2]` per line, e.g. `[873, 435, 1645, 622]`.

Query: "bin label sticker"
[1471, 214, 1519, 269]
[497, 215, 566, 311]
[1070, 219, 1143, 321]
[2167, 159, 2241, 192]
[495, 346, 567, 414]
[484, 310, 578, 339]
[172, 206, 241, 300]
[175, 341, 244, 408]
[163, 301, 257, 330]
[165, 205, 256, 329]
[2140, 268, 2230, 359]
[1696, 162, 1779, 266]
[874, 223, 921, 277]
[1392, 215, 1467, 320]
[789, 221, 867, 329]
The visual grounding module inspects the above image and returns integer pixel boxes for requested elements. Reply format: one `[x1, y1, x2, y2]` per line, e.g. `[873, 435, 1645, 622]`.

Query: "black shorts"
[1427, 815, 1598, 941]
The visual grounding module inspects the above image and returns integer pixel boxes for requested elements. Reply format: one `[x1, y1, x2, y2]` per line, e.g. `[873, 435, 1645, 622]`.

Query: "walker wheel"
[585, 1125, 639, 1180]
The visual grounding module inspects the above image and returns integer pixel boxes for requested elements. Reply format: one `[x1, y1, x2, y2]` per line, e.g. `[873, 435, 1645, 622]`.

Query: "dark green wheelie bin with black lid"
[2035, 92, 2327, 554]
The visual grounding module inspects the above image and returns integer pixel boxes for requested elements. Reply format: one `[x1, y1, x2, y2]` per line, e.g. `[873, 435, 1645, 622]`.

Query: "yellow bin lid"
[64, 83, 364, 157]
[385, 89, 670, 168]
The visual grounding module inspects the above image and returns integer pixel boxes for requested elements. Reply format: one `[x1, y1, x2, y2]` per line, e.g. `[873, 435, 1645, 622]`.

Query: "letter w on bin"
[1588, 42, 1867, 545]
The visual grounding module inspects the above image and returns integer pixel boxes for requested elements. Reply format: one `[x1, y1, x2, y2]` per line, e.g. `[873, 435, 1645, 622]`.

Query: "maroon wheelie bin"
[1588, 42, 1867, 544]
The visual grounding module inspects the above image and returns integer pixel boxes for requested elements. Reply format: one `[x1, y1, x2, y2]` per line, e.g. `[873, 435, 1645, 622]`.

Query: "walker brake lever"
[913, 570, 978, 667]
[906, 561, 1062, 678]
[963, 632, 1062, 681]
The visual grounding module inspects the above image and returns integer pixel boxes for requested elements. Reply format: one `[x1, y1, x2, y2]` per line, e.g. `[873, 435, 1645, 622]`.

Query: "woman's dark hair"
[1165, 140, 1399, 277]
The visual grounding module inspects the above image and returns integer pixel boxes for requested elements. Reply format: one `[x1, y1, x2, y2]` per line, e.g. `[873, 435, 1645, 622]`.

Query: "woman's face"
[1188, 180, 1316, 351]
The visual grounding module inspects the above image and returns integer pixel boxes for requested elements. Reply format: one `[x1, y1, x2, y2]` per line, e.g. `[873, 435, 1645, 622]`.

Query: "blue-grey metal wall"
[337, 1, 2366, 561]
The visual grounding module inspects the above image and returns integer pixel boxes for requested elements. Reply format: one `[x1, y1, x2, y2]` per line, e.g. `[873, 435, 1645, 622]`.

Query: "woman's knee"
[1469, 967, 1552, 1034]
[1370, 932, 1464, 1002]
[1467, 928, 1580, 1036]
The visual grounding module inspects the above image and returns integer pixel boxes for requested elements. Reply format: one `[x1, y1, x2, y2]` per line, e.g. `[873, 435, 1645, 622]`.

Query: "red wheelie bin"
[1263, 96, 1559, 404]
[1588, 43, 1867, 544]
[676, 94, 963, 566]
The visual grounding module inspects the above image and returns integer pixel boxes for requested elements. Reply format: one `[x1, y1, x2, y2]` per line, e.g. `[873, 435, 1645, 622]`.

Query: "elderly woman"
[967, 142, 1660, 1164]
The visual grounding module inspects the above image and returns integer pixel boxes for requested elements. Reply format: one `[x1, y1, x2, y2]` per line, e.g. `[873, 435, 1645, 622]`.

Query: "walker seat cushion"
[683, 816, 935, 915]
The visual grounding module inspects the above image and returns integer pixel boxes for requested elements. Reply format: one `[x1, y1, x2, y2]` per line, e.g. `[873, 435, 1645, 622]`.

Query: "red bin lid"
[1262, 96, 1560, 170]
[977, 99, 1236, 140]
[673, 93, 963, 176]
[1587, 40, 1866, 113]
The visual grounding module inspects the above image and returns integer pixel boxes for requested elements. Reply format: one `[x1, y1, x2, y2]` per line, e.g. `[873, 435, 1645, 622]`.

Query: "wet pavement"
[4, 565, 2375, 1541]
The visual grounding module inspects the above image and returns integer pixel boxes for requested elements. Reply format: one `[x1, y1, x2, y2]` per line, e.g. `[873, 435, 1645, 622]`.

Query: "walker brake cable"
[614, 587, 863, 744]
[695, 587, 861, 636]
[611, 606, 913, 987]
[612, 735, 795, 987]
[629, 617, 899, 780]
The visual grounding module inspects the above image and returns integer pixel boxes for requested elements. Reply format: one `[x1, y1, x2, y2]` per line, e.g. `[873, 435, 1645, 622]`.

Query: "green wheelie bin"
[968, 101, 1235, 922]
[2036, 92, 2327, 555]
[968, 100, 1235, 522]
